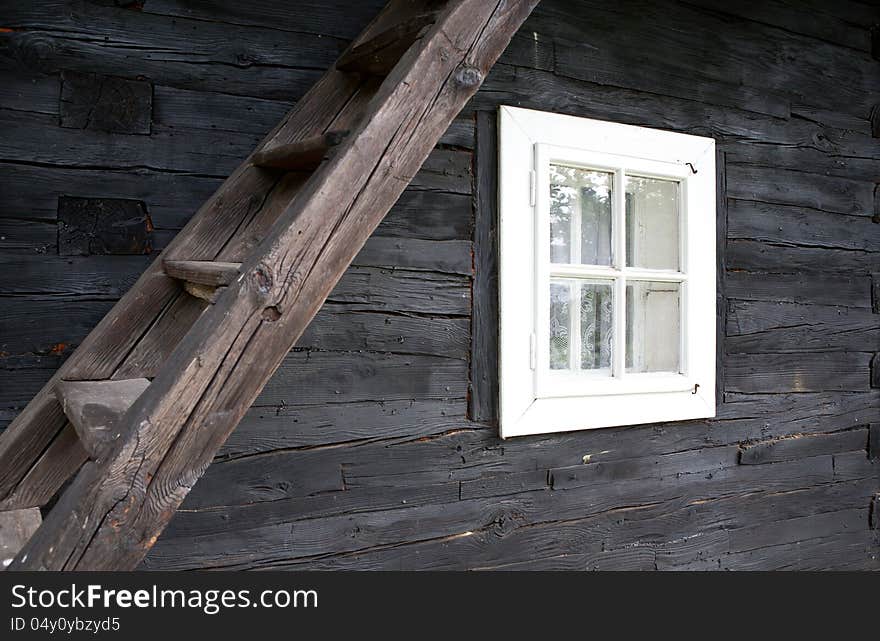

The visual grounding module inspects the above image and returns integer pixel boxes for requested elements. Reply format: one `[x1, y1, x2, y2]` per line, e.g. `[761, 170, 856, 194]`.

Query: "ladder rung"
[336, 12, 438, 76]
[252, 131, 349, 171]
[164, 260, 241, 287]
[55, 379, 150, 457]
[0, 508, 41, 570]
[164, 260, 242, 302]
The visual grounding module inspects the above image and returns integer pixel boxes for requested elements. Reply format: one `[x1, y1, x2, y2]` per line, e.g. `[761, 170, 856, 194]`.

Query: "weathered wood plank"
[181, 450, 346, 510]
[0, 508, 41, 571]
[728, 199, 880, 252]
[527, 0, 879, 120]
[715, 391, 880, 445]
[141, 0, 385, 40]
[354, 237, 472, 274]
[0, 218, 57, 254]
[0, 299, 114, 359]
[727, 239, 878, 274]
[469, 110, 499, 424]
[256, 351, 468, 408]
[726, 300, 880, 353]
[549, 446, 741, 491]
[739, 429, 869, 465]
[726, 271, 873, 309]
[472, 64, 877, 160]
[0, 255, 152, 300]
[728, 508, 868, 553]
[162, 480, 461, 545]
[724, 142, 879, 182]
[718, 531, 880, 570]
[152, 86, 293, 135]
[112, 294, 207, 381]
[552, 37, 791, 119]
[171, 478, 877, 570]
[144, 455, 839, 569]
[0, 161, 223, 229]
[0, 423, 87, 511]
[2, 0, 334, 101]
[221, 398, 468, 458]
[725, 353, 873, 393]
[727, 165, 876, 217]
[832, 450, 877, 483]
[685, 0, 872, 52]
[299, 304, 470, 358]
[329, 267, 470, 315]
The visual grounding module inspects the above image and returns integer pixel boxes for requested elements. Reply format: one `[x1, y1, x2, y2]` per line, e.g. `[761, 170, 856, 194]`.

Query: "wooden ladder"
[0, 0, 539, 570]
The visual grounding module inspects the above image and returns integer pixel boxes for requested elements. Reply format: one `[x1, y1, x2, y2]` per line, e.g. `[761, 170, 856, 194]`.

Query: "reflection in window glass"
[626, 281, 680, 373]
[550, 165, 612, 266]
[626, 176, 679, 270]
[550, 279, 613, 372]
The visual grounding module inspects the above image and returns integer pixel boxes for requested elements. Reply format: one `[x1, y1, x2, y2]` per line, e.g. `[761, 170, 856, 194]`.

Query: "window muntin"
[498, 107, 716, 438]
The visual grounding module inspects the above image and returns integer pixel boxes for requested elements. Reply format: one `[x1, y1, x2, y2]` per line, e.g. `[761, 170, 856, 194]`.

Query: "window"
[498, 107, 716, 438]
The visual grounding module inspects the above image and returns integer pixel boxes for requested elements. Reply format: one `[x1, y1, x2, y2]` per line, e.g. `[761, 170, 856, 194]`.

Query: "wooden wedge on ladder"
[0, 0, 540, 570]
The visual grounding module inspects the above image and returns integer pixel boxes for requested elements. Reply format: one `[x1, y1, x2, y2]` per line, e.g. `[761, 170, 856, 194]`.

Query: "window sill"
[500, 389, 716, 439]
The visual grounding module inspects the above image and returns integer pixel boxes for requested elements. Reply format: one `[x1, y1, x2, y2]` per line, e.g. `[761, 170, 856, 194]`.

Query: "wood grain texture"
[2, 0, 878, 571]
[59, 70, 153, 135]
[9, 0, 541, 571]
[468, 110, 499, 424]
[0, 508, 41, 570]
[55, 378, 151, 457]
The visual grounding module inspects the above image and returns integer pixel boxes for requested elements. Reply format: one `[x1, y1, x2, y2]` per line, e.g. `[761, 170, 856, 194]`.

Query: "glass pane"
[549, 279, 613, 372]
[626, 176, 679, 270]
[579, 281, 613, 370]
[550, 164, 612, 266]
[626, 281, 680, 373]
[549, 281, 570, 370]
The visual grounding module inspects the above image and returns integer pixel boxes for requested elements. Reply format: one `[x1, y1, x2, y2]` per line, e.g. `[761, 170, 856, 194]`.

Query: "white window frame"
[498, 106, 716, 438]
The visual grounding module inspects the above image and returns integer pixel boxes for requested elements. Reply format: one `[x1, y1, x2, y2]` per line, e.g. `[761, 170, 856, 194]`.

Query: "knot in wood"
[261, 306, 281, 322]
[454, 65, 483, 88]
[16, 34, 56, 70]
[251, 266, 273, 295]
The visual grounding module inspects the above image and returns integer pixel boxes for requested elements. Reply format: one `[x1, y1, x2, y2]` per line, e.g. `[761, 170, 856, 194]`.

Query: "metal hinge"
[529, 332, 537, 370]
[528, 169, 536, 207]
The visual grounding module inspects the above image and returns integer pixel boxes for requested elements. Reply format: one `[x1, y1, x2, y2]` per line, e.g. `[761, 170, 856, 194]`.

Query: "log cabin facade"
[0, 0, 878, 570]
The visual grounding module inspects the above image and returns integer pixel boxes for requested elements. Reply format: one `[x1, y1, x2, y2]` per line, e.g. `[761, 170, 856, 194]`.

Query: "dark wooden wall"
[1, 0, 878, 570]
